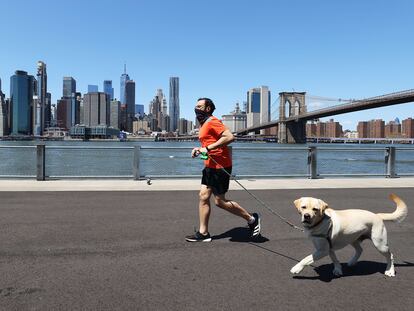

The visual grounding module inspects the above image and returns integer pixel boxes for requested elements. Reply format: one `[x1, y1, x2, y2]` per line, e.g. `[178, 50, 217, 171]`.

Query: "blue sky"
[0, 0, 413, 130]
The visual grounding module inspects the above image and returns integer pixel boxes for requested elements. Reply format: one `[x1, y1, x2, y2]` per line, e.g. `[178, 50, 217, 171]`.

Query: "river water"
[0, 141, 413, 178]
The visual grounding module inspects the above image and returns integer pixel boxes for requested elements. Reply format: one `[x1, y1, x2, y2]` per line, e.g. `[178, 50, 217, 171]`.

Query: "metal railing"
[43, 145, 136, 179]
[312, 146, 405, 178]
[0, 145, 413, 180]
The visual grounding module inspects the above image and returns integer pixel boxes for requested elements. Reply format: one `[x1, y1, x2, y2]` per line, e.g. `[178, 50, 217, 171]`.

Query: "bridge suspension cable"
[306, 95, 355, 103]
[270, 95, 280, 121]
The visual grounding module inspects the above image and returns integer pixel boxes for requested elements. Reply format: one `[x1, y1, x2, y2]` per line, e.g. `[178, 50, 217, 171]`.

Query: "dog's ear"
[293, 199, 301, 211]
[318, 199, 328, 214]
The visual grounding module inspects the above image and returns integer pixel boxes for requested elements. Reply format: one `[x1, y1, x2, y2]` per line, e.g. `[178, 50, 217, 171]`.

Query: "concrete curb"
[0, 178, 413, 191]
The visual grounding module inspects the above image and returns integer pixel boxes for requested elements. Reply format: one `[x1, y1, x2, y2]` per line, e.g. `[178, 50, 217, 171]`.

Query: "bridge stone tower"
[278, 92, 307, 143]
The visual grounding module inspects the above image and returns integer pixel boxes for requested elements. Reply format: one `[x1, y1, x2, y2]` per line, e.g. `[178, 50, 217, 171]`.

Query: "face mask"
[194, 108, 210, 124]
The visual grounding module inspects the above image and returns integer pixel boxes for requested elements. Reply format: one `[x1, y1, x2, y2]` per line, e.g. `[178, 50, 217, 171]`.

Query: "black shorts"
[201, 167, 232, 195]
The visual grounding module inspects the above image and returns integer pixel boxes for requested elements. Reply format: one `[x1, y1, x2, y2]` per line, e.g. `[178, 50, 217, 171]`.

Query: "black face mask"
[195, 108, 210, 124]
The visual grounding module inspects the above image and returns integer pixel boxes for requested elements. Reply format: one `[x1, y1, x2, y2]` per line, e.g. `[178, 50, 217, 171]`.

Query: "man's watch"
[205, 146, 210, 152]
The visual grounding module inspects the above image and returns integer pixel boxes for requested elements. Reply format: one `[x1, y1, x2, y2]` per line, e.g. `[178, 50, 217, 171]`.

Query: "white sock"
[247, 216, 255, 225]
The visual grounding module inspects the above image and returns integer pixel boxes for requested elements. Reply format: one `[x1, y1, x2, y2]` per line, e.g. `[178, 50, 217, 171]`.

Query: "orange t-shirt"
[199, 116, 232, 169]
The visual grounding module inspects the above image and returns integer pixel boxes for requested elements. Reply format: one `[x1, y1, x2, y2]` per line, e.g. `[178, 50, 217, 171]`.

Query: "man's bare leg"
[214, 194, 252, 221]
[199, 185, 213, 234]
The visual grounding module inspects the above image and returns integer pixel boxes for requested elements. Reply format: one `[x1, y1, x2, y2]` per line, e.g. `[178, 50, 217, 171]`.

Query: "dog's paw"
[385, 269, 395, 277]
[347, 259, 357, 267]
[332, 266, 343, 276]
[290, 264, 304, 274]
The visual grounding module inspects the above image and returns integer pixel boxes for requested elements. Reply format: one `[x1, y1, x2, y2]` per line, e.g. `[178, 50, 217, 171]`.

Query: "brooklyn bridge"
[236, 89, 414, 143]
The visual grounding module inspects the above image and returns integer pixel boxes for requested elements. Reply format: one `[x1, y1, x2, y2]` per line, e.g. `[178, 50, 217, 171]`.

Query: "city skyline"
[0, 62, 412, 133]
[0, 0, 413, 130]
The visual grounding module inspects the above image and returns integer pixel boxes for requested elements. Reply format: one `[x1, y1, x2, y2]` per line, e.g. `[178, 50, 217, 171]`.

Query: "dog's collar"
[309, 215, 333, 248]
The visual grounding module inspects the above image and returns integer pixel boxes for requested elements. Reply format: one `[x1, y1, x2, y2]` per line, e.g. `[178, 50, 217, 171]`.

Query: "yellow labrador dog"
[290, 194, 407, 277]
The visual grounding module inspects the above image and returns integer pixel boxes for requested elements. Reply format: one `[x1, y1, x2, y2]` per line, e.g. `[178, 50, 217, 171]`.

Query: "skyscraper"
[120, 64, 130, 105]
[0, 79, 8, 136]
[83, 92, 110, 127]
[34, 61, 47, 135]
[125, 80, 135, 132]
[88, 85, 98, 93]
[246, 86, 271, 134]
[169, 77, 179, 132]
[103, 80, 114, 100]
[155, 89, 168, 116]
[50, 103, 57, 127]
[63, 77, 76, 97]
[149, 89, 168, 131]
[45, 92, 51, 128]
[110, 99, 121, 129]
[56, 98, 71, 130]
[135, 104, 144, 117]
[0, 78, 4, 103]
[61, 77, 79, 128]
[10, 71, 36, 135]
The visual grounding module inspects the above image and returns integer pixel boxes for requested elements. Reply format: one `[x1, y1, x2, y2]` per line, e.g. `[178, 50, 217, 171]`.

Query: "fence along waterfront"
[0, 145, 413, 180]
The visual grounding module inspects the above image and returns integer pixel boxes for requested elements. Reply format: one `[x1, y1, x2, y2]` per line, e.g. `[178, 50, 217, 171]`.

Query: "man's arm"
[201, 129, 234, 152]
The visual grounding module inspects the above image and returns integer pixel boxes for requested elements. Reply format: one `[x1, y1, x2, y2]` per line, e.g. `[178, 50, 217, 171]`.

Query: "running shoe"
[249, 213, 261, 238]
[185, 231, 212, 242]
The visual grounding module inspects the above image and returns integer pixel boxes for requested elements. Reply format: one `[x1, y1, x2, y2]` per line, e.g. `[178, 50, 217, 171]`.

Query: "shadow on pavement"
[293, 261, 414, 282]
[211, 227, 269, 243]
[213, 227, 307, 264]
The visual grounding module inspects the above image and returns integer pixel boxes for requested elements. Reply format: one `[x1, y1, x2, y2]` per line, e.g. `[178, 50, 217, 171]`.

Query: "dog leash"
[199, 151, 304, 232]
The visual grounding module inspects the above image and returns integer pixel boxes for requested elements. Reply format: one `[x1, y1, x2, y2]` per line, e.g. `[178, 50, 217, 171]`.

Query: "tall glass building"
[246, 86, 271, 134]
[110, 100, 121, 129]
[125, 80, 135, 132]
[63, 77, 76, 98]
[169, 77, 179, 132]
[120, 64, 130, 105]
[88, 85, 98, 93]
[34, 61, 47, 135]
[103, 80, 114, 101]
[0, 78, 8, 136]
[10, 70, 35, 135]
[62, 77, 79, 128]
[135, 104, 144, 116]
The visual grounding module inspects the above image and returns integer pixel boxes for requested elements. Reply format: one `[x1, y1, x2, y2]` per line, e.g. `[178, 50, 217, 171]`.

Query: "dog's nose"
[304, 213, 311, 220]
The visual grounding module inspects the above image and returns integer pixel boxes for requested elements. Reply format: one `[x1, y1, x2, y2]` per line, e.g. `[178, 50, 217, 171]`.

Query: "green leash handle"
[199, 152, 208, 160]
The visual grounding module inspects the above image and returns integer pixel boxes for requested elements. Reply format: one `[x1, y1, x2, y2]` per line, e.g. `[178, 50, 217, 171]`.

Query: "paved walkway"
[0, 188, 413, 310]
[0, 177, 414, 191]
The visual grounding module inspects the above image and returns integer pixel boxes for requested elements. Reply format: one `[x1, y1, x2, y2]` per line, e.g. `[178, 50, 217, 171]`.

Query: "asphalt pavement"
[0, 188, 413, 310]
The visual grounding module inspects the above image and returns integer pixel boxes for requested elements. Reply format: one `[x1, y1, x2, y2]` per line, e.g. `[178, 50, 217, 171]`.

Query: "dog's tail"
[377, 194, 407, 223]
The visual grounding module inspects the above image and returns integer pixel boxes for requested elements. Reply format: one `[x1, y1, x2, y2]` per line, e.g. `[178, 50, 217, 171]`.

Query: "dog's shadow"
[211, 227, 269, 243]
[294, 261, 414, 282]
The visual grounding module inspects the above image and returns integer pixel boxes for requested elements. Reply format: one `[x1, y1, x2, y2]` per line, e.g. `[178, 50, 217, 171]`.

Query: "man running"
[185, 98, 261, 242]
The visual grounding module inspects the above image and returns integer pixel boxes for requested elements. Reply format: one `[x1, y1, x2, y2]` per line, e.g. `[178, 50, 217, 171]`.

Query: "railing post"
[133, 146, 141, 180]
[385, 146, 397, 178]
[308, 146, 318, 179]
[36, 144, 46, 181]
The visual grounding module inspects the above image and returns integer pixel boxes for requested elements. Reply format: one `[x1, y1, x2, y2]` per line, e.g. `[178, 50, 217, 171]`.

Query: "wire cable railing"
[0, 145, 413, 180]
